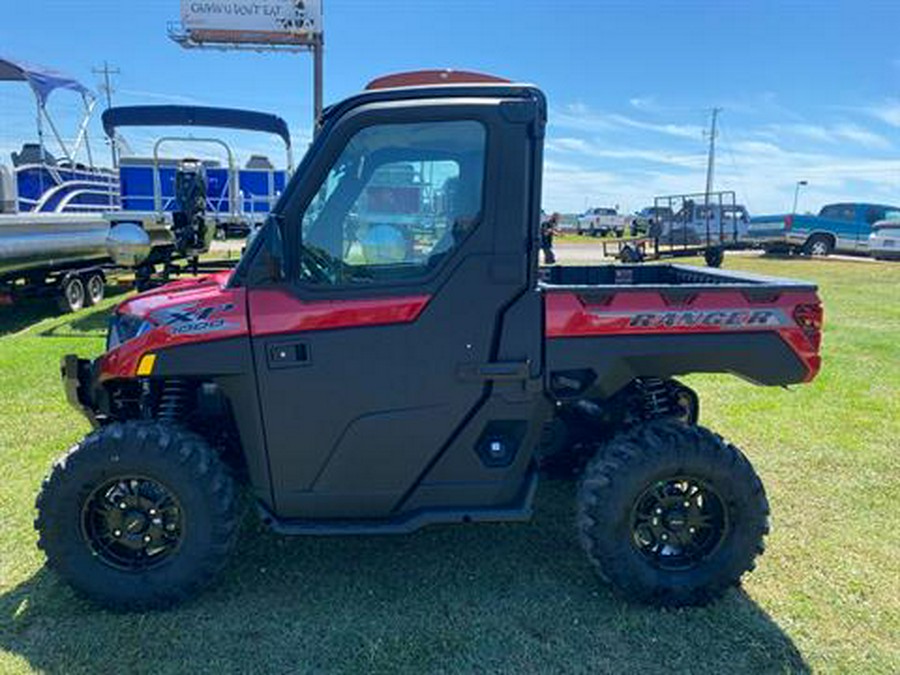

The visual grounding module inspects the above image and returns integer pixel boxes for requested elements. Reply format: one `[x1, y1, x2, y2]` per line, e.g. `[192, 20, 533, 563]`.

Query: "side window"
[297, 120, 486, 285]
[865, 207, 885, 224]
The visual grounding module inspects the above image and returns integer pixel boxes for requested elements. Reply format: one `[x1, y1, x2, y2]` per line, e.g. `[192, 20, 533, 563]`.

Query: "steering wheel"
[299, 245, 338, 284]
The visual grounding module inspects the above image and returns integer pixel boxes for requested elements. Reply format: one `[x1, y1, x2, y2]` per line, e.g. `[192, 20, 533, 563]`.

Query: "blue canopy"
[0, 56, 93, 105]
[102, 105, 292, 149]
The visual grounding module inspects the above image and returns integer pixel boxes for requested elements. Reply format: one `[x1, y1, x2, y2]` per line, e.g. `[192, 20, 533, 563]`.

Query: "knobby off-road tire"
[576, 419, 769, 607]
[35, 421, 240, 610]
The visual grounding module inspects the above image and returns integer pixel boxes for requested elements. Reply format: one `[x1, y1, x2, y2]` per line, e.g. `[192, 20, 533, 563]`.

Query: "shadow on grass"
[0, 298, 61, 337]
[0, 482, 809, 674]
[0, 286, 129, 339]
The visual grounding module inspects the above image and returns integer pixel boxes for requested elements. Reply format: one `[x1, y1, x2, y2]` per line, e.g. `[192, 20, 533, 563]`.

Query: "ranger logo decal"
[585, 308, 790, 330]
[627, 308, 789, 328]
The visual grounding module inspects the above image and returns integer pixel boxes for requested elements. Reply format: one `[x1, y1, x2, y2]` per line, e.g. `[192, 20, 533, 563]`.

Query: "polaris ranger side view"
[38, 72, 824, 610]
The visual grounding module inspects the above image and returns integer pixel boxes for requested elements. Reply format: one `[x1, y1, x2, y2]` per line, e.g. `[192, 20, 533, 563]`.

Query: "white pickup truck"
[576, 207, 634, 237]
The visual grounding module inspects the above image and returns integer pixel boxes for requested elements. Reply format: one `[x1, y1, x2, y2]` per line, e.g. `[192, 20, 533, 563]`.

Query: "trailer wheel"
[35, 422, 240, 611]
[577, 419, 769, 607]
[85, 273, 105, 306]
[618, 245, 641, 264]
[704, 246, 724, 267]
[57, 276, 86, 313]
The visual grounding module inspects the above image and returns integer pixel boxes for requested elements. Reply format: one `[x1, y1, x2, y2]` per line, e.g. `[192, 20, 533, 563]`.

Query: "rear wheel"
[57, 275, 85, 313]
[577, 419, 768, 606]
[803, 234, 833, 256]
[85, 273, 105, 306]
[35, 422, 240, 610]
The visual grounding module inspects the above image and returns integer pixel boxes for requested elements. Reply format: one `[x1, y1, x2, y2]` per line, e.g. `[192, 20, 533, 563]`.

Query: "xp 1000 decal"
[153, 303, 239, 336]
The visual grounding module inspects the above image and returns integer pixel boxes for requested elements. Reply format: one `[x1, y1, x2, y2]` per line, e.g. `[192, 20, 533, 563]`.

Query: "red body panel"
[99, 273, 431, 380]
[99, 277, 249, 382]
[248, 289, 431, 336]
[545, 289, 822, 381]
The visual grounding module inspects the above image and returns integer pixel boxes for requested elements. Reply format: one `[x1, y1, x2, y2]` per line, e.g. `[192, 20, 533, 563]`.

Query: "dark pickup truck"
[38, 71, 823, 611]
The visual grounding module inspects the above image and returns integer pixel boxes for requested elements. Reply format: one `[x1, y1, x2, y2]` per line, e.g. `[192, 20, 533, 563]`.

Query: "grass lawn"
[0, 254, 897, 674]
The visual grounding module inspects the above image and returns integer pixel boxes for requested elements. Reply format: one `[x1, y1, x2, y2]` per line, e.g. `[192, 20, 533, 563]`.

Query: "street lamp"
[792, 180, 808, 214]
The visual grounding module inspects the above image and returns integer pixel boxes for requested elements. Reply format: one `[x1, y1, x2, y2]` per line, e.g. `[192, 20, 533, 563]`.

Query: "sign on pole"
[169, 1, 325, 131]
[179, 0, 322, 45]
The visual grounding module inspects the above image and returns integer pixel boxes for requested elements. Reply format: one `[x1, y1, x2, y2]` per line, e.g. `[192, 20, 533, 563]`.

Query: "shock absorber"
[158, 379, 191, 424]
[638, 378, 673, 419]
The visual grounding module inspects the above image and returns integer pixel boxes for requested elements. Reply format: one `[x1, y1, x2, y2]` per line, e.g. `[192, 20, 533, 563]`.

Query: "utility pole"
[92, 61, 120, 167]
[704, 107, 721, 205]
[702, 107, 722, 241]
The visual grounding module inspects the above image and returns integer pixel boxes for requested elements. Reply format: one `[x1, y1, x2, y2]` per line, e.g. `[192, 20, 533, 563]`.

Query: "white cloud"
[551, 103, 704, 140]
[544, 130, 900, 215]
[628, 96, 658, 112]
[868, 99, 900, 127]
[768, 122, 892, 150]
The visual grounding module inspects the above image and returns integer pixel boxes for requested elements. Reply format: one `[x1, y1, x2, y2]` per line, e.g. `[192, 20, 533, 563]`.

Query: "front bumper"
[61, 354, 100, 428]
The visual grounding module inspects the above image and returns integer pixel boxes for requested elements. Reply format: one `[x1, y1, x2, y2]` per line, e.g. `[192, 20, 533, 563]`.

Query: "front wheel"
[577, 419, 769, 607]
[35, 422, 240, 610]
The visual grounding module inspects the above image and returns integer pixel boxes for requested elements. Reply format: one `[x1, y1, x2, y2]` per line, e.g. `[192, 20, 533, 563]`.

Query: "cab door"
[247, 92, 544, 519]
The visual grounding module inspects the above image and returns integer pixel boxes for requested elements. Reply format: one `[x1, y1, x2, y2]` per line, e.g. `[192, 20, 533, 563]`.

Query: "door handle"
[457, 360, 530, 382]
[267, 341, 310, 369]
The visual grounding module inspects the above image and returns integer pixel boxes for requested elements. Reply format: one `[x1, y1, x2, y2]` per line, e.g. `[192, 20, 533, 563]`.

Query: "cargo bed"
[542, 264, 822, 397]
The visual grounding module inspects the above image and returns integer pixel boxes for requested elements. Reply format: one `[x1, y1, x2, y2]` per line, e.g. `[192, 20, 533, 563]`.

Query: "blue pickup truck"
[747, 202, 900, 256]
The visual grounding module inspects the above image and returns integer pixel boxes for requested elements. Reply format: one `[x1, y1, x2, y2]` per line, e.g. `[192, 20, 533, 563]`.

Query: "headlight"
[106, 314, 154, 350]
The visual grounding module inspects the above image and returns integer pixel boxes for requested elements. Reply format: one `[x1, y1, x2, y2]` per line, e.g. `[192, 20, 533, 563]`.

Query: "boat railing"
[14, 162, 119, 214]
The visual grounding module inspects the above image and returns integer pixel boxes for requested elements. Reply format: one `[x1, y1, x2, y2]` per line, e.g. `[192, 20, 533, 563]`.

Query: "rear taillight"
[793, 303, 823, 350]
[784, 214, 794, 231]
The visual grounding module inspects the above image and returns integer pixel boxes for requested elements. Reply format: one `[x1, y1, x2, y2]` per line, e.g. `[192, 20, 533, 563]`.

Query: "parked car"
[747, 202, 900, 256]
[869, 211, 900, 260]
[577, 207, 633, 237]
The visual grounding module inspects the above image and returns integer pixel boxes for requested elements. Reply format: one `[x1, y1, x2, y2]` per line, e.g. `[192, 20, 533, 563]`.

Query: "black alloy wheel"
[81, 475, 184, 571]
[630, 476, 727, 570]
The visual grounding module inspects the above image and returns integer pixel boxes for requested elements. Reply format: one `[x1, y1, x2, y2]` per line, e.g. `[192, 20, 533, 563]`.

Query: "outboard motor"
[172, 159, 208, 255]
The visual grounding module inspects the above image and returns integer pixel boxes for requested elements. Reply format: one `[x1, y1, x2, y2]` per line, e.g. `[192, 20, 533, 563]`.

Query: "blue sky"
[1, 0, 898, 214]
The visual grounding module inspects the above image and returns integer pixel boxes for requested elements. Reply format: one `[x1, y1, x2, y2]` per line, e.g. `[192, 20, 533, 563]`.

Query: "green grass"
[1, 255, 898, 674]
